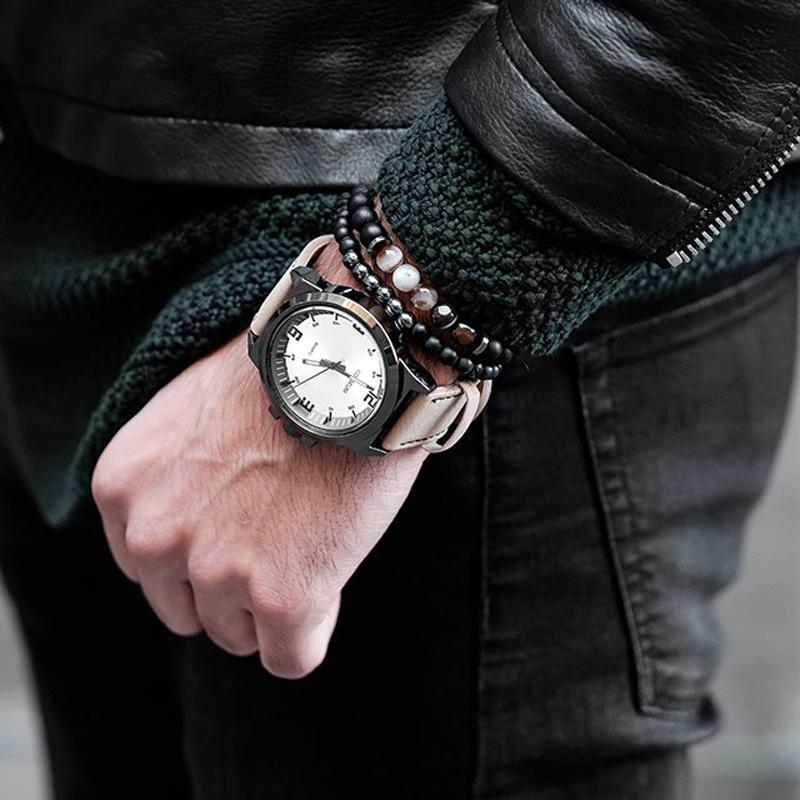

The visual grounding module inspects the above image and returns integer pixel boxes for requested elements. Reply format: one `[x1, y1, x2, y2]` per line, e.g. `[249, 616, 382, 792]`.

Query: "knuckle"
[189, 555, 246, 593]
[91, 458, 127, 506]
[259, 645, 325, 680]
[126, 526, 180, 564]
[250, 586, 315, 625]
[165, 618, 202, 638]
[205, 628, 256, 657]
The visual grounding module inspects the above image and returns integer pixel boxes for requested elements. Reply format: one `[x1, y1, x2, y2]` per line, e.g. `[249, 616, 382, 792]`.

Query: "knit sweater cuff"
[376, 95, 636, 356]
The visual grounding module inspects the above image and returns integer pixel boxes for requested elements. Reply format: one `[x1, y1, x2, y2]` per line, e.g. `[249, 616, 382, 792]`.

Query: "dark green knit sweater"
[1, 95, 799, 526]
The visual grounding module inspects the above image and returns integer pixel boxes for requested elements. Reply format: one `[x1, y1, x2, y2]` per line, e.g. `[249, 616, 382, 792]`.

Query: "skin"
[92, 225, 453, 679]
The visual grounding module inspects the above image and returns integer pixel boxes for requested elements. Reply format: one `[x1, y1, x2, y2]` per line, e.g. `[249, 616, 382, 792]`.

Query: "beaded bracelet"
[333, 186, 513, 380]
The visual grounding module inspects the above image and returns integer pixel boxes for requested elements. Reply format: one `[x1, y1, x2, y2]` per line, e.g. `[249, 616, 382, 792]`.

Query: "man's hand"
[91, 237, 441, 679]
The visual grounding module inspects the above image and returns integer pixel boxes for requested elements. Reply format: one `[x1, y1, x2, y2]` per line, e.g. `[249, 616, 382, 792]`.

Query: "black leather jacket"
[2, 0, 799, 262]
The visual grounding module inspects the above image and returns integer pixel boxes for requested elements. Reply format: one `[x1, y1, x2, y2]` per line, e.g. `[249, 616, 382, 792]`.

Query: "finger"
[98, 514, 139, 583]
[140, 576, 203, 636]
[194, 592, 259, 657]
[254, 593, 340, 679]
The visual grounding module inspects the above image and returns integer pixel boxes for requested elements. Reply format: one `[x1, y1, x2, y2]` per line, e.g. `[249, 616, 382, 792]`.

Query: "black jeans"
[0, 253, 797, 800]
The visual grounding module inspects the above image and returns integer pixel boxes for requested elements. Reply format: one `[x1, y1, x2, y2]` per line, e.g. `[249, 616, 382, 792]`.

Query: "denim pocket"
[572, 254, 797, 718]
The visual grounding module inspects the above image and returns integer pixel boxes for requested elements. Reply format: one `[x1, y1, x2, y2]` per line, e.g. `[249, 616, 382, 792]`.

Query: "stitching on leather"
[398, 429, 448, 447]
[501, 6, 720, 200]
[709, 85, 800, 189]
[430, 389, 464, 403]
[489, 14, 695, 250]
[12, 81, 410, 133]
[638, 88, 800, 250]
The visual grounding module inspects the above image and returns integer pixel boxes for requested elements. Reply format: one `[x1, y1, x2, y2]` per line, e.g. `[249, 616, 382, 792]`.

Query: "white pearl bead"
[375, 244, 403, 273]
[392, 263, 421, 293]
[410, 286, 438, 310]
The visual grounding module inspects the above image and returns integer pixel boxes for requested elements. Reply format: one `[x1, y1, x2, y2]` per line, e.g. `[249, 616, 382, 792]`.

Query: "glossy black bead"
[423, 336, 443, 355]
[342, 251, 361, 269]
[385, 298, 404, 317]
[483, 364, 499, 380]
[472, 335, 489, 356]
[353, 184, 371, 197]
[338, 236, 358, 254]
[350, 206, 375, 229]
[360, 222, 386, 247]
[411, 322, 429, 343]
[439, 346, 458, 366]
[431, 304, 457, 329]
[484, 340, 504, 363]
[375, 286, 392, 304]
[363, 273, 380, 292]
[396, 312, 415, 330]
[348, 191, 370, 213]
[334, 223, 350, 243]
[473, 363, 485, 379]
[365, 235, 390, 253]
[456, 357, 475, 374]
[352, 263, 368, 281]
[501, 347, 514, 365]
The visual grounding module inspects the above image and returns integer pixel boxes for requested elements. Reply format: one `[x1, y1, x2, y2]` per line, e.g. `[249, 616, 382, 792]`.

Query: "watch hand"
[293, 366, 331, 388]
[303, 358, 345, 372]
[327, 364, 375, 393]
[346, 374, 376, 392]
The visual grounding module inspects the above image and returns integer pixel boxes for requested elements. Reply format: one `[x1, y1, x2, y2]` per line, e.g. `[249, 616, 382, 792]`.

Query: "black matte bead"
[338, 236, 358, 254]
[411, 322, 429, 343]
[363, 274, 380, 292]
[334, 224, 350, 243]
[350, 206, 375, 229]
[385, 298, 403, 317]
[484, 365, 499, 380]
[348, 191, 370, 213]
[423, 336, 443, 355]
[473, 363, 485, 379]
[485, 340, 504, 363]
[501, 347, 514, 365]
[360, 222, 386, 247]
[431, 304, 457, 329]
[439, 346, 458, 366]
[456, 357, 475, 374]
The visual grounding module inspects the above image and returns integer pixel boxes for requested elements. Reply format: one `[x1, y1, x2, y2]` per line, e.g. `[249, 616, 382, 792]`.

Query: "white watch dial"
[269, 304, 388, 434]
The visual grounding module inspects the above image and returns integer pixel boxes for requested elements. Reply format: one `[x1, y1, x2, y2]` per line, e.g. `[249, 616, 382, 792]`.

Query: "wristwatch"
[248, 236, 490, 455]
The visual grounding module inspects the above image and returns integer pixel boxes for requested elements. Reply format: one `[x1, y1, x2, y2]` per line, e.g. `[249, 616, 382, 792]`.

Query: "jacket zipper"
[663, 130, 800, 268]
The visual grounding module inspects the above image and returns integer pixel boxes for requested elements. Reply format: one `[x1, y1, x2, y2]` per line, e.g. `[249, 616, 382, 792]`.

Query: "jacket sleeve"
[443, 0, 800, 263]
[375, 95, 800, 356]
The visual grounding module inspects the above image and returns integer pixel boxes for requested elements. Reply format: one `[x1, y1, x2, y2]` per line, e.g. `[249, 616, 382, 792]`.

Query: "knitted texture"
[378, 95, 800, 354]
[2, 95, 800, 525]
[0, 140, 343, 525]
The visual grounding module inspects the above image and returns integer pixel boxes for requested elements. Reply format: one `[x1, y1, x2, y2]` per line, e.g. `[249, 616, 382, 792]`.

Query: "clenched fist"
[92, 241, 436, 678]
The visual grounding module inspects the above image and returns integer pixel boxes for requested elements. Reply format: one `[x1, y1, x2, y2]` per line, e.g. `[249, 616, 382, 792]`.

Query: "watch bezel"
[258, 290, 404, 447]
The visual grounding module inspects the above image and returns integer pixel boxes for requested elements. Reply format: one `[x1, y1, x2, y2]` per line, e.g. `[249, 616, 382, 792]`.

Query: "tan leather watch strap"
[382, 379, 491, 453]
[249, 235, 492, 453]
[250, 235, 333, 336]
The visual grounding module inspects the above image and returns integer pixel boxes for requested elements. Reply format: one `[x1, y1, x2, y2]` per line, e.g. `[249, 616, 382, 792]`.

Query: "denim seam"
[578, 345, 701, 720]
[577, 253, 795, 362]
[473, 408, 491, 800]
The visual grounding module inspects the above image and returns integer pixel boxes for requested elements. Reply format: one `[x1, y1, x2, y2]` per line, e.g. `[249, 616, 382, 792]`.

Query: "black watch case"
[249, 266, 434, 455]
